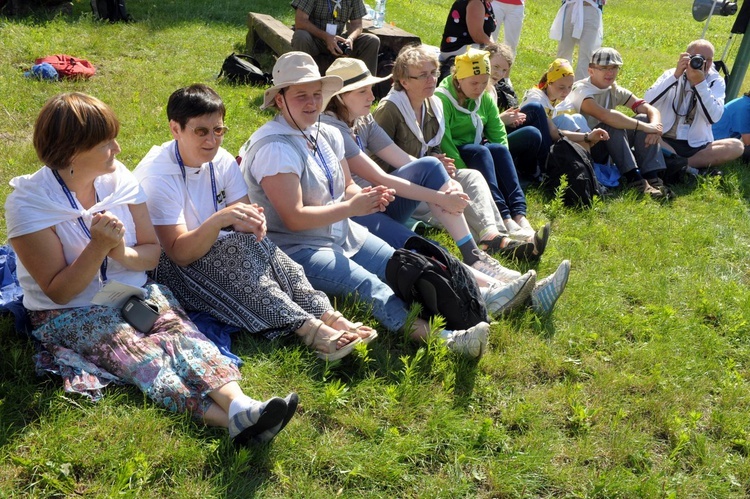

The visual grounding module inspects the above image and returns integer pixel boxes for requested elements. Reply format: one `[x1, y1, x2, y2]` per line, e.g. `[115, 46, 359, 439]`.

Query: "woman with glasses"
[134, 84, 371, 362]
[6, 92, 296, 446]
[374, 45, 547, 251]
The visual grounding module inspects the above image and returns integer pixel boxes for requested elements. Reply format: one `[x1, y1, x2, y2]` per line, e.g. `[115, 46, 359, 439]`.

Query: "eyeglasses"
[592, 66, 620, 73]
[186, 124, 229, 137]
[408, 70, 439, 80]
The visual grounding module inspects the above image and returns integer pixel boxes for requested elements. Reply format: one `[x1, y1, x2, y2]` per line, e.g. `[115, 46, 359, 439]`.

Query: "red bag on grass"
[35, 55, 96, 79]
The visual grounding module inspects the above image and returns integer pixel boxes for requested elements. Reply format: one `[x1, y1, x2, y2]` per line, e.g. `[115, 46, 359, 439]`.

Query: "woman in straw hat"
[521, 58, 608, 147]
[8, 92, 294, 447]
[240, 52, 491, 358]
[134, 84, 369, 363]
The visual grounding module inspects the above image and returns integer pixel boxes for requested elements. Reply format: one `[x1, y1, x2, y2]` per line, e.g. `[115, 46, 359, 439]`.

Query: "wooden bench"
[246, 11, 422, 57]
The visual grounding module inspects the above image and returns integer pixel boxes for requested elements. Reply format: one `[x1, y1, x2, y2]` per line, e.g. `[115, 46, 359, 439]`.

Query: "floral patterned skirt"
[29, 283, 240, 418]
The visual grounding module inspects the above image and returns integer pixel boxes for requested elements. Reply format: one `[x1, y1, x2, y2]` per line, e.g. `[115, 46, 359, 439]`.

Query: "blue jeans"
[289, 233, 409, 332]
[353, 156, 448, 249]
[507, 102, 553, 177]
[457, 142, 527, 219]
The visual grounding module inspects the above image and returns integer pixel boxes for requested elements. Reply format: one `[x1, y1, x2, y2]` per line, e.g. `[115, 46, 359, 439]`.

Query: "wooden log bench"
[246, 11, 422, 58]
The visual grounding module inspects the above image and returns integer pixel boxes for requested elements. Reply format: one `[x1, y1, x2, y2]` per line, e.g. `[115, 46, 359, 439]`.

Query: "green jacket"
[435, 76, 508, 169]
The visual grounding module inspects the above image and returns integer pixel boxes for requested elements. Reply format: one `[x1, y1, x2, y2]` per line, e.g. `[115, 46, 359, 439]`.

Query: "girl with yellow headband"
[521, 58, 609, 148]
[436, 48, 543, 240]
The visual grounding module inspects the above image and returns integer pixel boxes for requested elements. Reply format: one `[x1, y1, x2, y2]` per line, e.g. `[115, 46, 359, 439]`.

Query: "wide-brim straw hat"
[326, 57, 390, 98]
[261, 52, 343, 110]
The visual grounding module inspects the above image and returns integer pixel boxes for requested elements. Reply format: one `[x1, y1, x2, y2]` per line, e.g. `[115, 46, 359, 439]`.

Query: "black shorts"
[662, 137, 708, 158]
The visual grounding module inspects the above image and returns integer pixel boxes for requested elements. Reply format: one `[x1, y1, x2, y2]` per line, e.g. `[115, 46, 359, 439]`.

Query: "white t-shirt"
[6, 162, 148, 310]
[134, 141, 248, 231]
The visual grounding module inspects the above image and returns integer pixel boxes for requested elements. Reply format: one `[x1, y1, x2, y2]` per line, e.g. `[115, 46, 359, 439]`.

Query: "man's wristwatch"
[584, 132, 591, 143]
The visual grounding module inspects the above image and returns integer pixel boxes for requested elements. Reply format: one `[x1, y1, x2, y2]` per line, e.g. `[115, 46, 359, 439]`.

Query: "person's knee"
[291, 29, 316, 51]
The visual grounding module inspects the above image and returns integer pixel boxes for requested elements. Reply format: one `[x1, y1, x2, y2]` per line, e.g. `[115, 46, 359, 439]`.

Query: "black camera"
[337, 40, 350, 55]
[689, 54, 706, 70]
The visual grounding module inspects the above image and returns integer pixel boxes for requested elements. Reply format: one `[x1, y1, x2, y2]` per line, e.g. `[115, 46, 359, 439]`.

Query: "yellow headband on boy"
[545, 58, 574, 85]
[454, 48, 490, 80]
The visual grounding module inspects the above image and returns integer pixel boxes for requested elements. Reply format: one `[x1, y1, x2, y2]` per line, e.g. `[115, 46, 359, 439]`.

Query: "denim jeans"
[590, 114, 666, 175]
[289, 233, 409, 332]
[457, 142, 527, 219]
[353, 156, 448, 249]
[507, 102, 553, 177]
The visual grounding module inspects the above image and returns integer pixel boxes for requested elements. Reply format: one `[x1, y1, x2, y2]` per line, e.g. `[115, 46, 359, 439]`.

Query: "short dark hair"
[167, 84, 226, 128]
[33, 92, 119, 170]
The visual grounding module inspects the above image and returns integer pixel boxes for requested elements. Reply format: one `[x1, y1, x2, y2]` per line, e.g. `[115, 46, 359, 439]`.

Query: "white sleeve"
[249, 141, 308, 183]
[139, 174, 187, 226]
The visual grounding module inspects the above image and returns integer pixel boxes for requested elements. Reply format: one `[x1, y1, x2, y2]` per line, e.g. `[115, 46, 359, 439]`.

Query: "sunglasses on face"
[186, 124, 229, 137]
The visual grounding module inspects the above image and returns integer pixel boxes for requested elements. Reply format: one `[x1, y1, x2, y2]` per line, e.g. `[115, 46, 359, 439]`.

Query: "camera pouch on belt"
[121, 296, 159, 334]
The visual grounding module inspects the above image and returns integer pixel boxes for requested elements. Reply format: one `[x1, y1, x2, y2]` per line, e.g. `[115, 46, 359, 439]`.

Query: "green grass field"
[2, 0, 750, 496]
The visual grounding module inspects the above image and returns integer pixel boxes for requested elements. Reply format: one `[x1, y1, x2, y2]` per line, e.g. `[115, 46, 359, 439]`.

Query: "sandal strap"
[323, 310, 344, 327]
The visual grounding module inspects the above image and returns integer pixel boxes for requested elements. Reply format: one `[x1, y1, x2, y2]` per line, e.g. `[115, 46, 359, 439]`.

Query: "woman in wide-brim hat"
[239, 52, 491, 359]
[320, 56, 544, 318]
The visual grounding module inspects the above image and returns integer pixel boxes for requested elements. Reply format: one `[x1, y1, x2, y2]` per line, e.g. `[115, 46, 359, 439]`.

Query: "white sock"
[228, 395, 260, 420]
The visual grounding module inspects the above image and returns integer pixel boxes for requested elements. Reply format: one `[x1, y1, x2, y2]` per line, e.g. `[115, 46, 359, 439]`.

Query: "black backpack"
[218, 53, 272, 86]
[91, 0, 131, 22]
[544, 137, 605, 207]
[386, 236, 488, 330]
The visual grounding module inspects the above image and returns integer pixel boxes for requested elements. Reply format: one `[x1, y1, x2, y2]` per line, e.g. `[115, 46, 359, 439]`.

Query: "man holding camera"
[645, 39, 744, 170]
[291, 0, 379, 75]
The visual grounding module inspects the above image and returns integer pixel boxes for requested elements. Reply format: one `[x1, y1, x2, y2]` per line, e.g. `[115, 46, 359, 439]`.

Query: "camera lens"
[689, 55, 705, 70]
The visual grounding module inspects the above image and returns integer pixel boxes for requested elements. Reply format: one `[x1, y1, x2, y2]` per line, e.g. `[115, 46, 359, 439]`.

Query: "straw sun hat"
[325, 57, 390, 98]
[261, 52, 344, 110]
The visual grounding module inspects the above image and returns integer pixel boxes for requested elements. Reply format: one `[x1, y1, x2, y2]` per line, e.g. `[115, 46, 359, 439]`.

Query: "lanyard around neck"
[174, 141, 219, 213]
[52, 169, 107, 283]
[311, 144, 336, 200]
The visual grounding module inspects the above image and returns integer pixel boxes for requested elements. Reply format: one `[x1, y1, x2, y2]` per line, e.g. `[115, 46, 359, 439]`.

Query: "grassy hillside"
[2, 0, 750, 496]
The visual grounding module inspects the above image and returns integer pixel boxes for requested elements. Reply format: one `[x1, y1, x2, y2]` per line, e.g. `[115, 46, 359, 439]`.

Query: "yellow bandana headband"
[454, 48, 490, 80]
[545, 58, 574, 85]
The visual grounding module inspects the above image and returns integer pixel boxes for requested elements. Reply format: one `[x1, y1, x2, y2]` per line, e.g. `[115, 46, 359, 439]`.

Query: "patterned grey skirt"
[151, 233, 331, 339]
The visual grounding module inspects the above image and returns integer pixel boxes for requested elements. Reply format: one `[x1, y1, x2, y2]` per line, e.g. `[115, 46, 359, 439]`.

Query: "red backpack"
[34, 55, 96, 79]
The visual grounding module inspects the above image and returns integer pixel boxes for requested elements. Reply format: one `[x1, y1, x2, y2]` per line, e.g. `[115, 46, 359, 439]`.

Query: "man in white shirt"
[645, 39, 744, 170]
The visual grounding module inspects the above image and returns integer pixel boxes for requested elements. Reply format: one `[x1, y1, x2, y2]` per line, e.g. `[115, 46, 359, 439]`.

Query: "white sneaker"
[531, 260, 571, 315]
[470, 250, 522, 282]
[482, 270, 536, 316]
[504, 218, 535, 239]
[445, 321, 490, 358]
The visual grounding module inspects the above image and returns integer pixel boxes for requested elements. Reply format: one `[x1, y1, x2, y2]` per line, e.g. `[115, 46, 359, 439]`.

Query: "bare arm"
[259, 159, 390, 232]
[466, 0, 492, 45]
[348, 149, 469, 213]
[741, 133, 750, 147]
[106, 202, 160, 271]
[154, 195, 267, 267]
[11, 212, 124, 305]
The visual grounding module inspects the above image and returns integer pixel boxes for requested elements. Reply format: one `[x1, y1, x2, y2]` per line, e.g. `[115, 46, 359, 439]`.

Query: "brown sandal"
[323, 311, 378, 344]
[298, 318, 362, 361]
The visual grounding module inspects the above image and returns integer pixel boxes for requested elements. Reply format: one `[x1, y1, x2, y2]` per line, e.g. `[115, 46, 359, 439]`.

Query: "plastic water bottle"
[373, 0, 386, 28]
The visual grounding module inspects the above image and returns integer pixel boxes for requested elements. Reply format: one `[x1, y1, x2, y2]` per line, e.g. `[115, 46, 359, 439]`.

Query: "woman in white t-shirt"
[135, 84, 371, 362]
